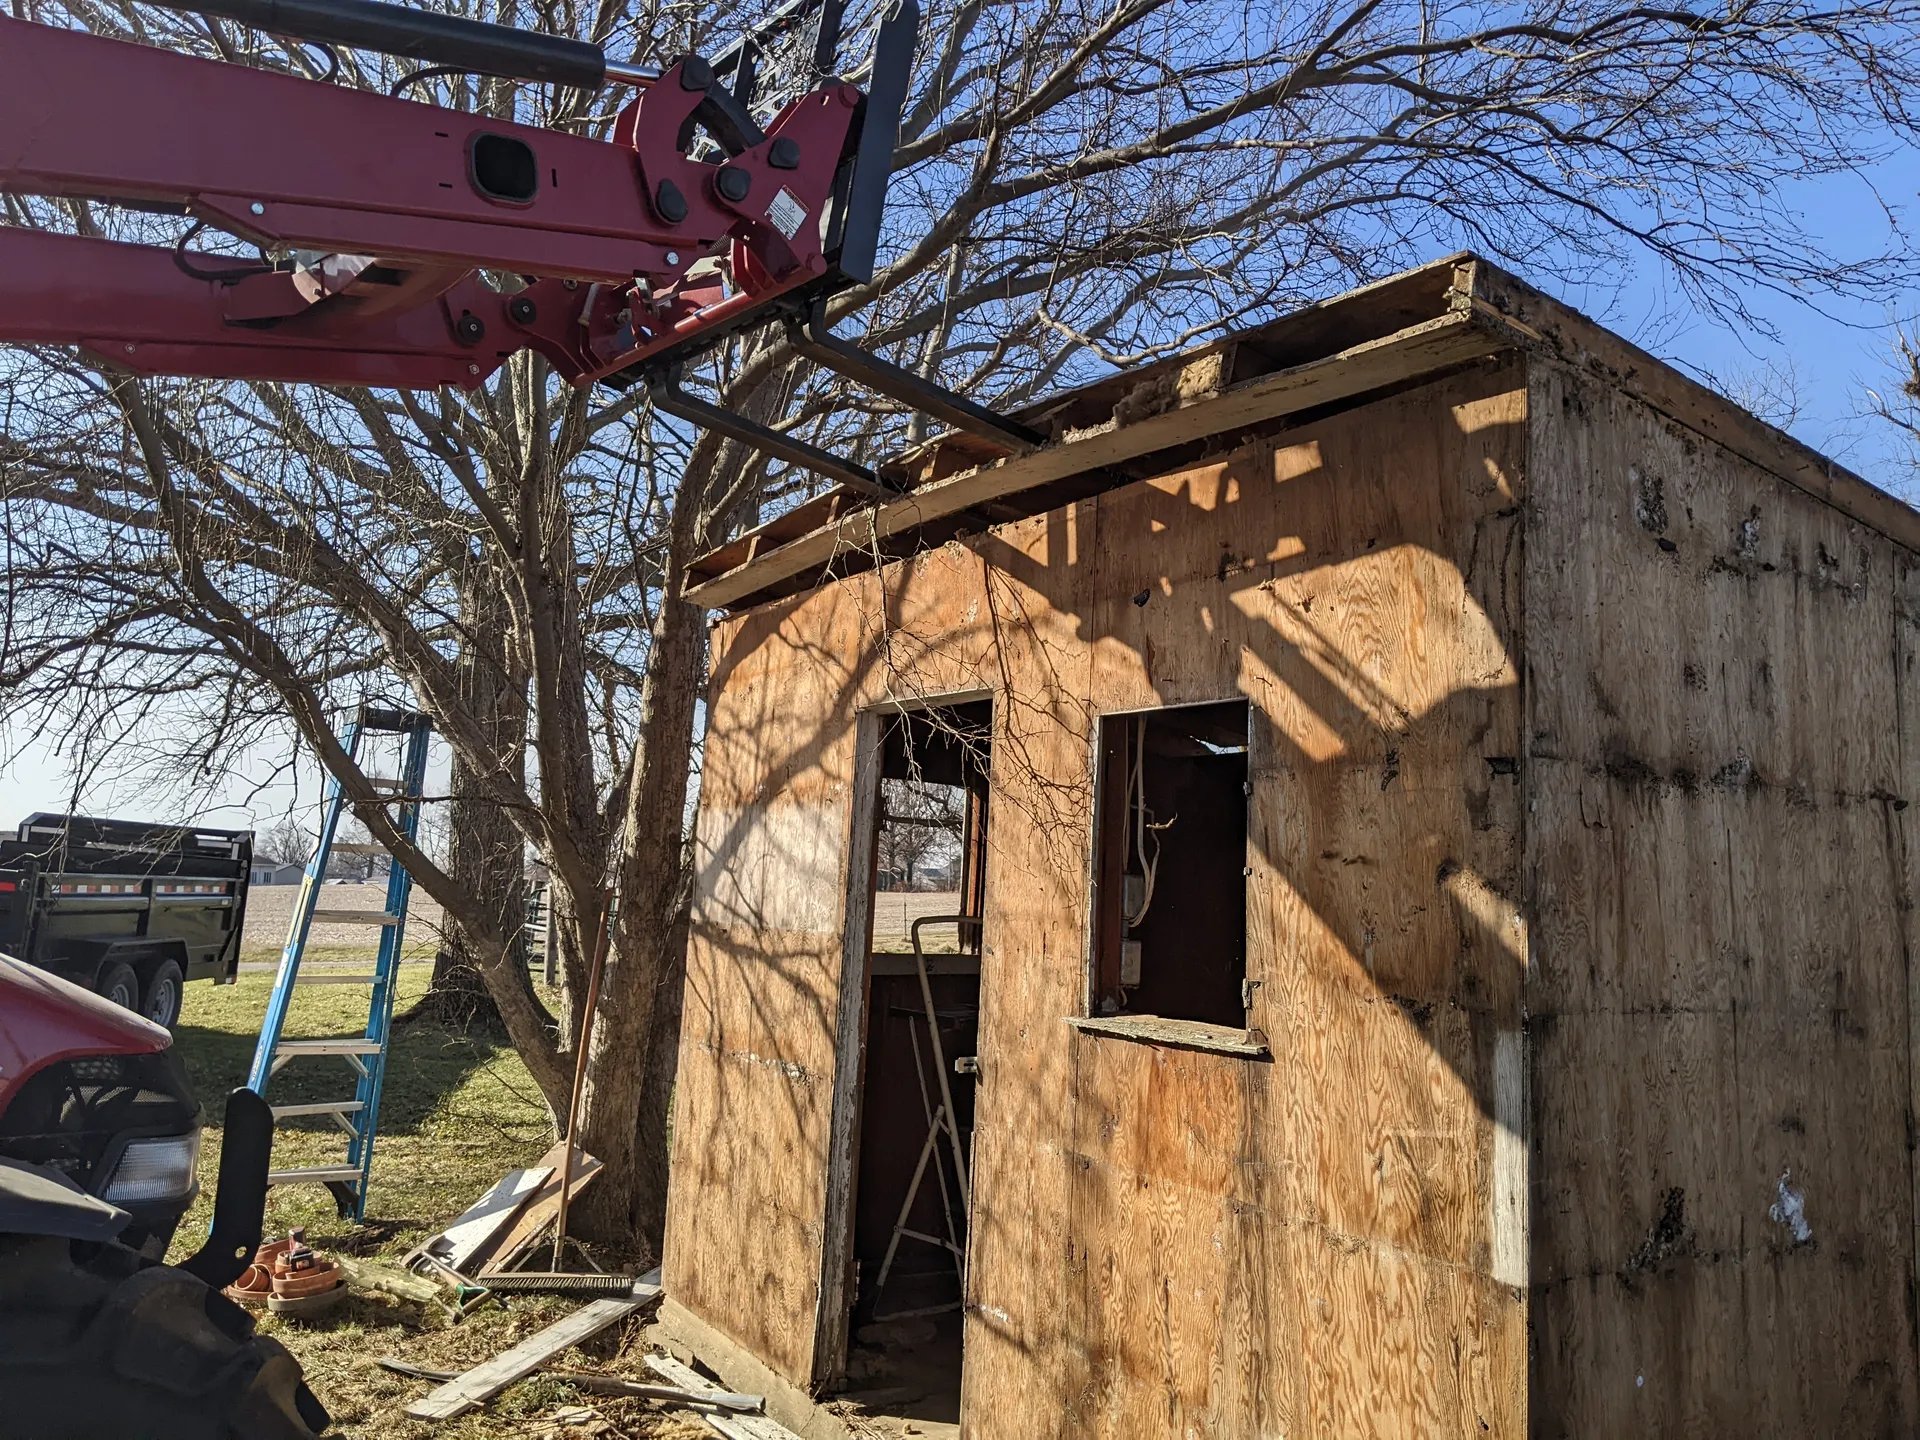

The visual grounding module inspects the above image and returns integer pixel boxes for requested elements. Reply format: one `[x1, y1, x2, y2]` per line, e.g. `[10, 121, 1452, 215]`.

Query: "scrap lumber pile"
[377, 1148, 800, 1435]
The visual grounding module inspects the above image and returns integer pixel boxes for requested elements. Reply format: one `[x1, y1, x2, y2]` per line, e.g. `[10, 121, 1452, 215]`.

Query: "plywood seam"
[1895, 562, 1920, 1395]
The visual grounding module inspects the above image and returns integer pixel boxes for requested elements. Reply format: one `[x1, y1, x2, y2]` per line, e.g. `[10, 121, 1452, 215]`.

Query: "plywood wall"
[667, 357, 1534, 1436]
[1524, 363, 1920, 1434]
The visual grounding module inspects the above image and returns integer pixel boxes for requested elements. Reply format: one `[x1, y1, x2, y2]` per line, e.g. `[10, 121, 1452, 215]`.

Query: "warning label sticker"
[766, 188, 808, 240]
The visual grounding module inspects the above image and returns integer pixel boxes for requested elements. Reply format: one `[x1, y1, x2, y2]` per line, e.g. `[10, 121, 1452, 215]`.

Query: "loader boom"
[0, 0, 916, 392]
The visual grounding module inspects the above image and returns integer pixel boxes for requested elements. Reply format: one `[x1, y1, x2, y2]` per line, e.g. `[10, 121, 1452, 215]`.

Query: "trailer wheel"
[141, 960, 185, 1029]
[95, 961, 141, 1013]
[0, 1234, 330, 1438]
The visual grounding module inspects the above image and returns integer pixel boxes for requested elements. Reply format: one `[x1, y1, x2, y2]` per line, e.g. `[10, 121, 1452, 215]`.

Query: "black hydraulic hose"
[156, 0, 622, 88]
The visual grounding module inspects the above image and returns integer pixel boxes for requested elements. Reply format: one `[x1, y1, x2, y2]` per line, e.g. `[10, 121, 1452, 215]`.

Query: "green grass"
[238, 942, 440, 967]
[166, 971, 698, 1439]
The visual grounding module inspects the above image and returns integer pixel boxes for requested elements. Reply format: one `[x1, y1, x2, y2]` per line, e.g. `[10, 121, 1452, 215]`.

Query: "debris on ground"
[337, 1254, 443, 1305]
[406, 1270, 663, 1421]
[474, 1142, 605, 1276]
[221, 1228, 348, 1318]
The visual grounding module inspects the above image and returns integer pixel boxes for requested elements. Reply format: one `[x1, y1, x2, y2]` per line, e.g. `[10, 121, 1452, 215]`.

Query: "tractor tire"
[141, 959, 186, 1029]
[95, 960, 141, 1013]
[0, 1233, 330, 1439]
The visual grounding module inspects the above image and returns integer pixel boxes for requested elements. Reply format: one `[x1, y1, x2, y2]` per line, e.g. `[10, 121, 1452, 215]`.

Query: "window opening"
[1090, 699, 1249, 1027]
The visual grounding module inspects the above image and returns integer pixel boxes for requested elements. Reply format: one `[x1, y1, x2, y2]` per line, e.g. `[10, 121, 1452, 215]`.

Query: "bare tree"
[255, 815, 311, 869]
[1866, 328, 1920, 503]
[877, 780, 965, 891]
[7, 0, 1920, 1250]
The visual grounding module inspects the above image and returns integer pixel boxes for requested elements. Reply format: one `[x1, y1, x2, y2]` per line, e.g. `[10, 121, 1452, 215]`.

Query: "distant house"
[248, 860, 304, 886]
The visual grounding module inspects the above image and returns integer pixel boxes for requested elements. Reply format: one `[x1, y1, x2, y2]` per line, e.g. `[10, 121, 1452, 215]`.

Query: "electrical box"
[1122, 872, 1146, 918]
[1120, 939, 1143, 987]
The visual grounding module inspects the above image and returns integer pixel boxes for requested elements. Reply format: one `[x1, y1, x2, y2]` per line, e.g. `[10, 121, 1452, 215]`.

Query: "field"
[169, 954, 703, 1438]
[867, 890, 966, 952]
[239, 879, 447, 967]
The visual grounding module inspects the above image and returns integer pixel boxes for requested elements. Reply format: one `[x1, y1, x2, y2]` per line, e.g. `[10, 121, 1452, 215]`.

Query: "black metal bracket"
[648, 364, 902, 500]
[785, 298, 1045, 452]
[178, 1087, 273, 1289]
[359, 703, 432, 733]
[820, 0, 916, 286]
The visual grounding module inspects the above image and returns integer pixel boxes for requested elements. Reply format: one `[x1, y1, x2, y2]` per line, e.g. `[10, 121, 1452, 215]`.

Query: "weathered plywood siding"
[1524, 363, 1920, 1435]
[665, 513, 1085, 1384]
[668, 357, 1533, 1437]
[1048, 357, 1530, 1438]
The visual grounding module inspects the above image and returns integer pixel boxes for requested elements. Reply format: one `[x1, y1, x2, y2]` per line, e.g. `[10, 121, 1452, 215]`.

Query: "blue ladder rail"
[246, 704, 431, 1221]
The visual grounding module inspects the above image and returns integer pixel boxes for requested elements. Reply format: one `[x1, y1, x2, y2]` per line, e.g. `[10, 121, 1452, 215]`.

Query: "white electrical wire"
[1126, 718, 1160, 928]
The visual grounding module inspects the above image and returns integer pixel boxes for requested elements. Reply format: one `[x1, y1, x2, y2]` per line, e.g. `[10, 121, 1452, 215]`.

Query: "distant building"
[248, 860, 304, 885]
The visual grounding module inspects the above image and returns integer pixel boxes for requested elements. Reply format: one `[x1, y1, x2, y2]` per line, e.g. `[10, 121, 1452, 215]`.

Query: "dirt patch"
[869, 891, 964, 954]
[241, 881, 447, 962]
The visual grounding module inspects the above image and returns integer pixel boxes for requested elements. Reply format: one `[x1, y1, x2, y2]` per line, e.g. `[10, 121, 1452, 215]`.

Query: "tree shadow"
[172, 1010, 497, 1137]
[670, 359, 1534, 1416]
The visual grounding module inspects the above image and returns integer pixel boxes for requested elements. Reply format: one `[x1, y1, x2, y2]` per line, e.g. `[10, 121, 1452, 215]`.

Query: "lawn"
[167, 969, 705, 1439]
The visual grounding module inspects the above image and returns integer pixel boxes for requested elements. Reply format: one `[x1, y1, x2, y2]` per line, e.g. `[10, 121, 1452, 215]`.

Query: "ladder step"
[271, 1100, 366, 1119]
[275, 1038, 384, 1057]
[268, 1166, 364, 1185]
[310, 908, 400, 925]
[296, 972, 381, 986]
[330, 841, 388, 856]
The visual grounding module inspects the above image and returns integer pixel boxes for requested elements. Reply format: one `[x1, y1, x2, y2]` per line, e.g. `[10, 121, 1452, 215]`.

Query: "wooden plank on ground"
[404, 1269, 662, 1421]
[430, 1166, 552, 1272]
[470, 1142, 602, 1275]
[644, 1352, 801, 1440]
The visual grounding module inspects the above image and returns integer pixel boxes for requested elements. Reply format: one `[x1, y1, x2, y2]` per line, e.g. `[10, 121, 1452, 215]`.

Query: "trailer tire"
[0, 1234, 330, 1439]
[95, 960, 141, 1013]
[141, 960, 186, 1029]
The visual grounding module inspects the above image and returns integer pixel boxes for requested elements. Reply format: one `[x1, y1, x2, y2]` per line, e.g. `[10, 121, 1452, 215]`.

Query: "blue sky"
[5, 149, 1918, 835]
[1565, 153, 1920, 494]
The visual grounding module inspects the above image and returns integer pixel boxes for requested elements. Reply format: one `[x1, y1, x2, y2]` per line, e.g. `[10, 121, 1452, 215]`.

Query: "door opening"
[840, 698, 990, 1435]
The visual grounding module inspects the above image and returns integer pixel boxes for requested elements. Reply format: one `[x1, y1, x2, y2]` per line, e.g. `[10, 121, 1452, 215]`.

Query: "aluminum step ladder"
[246, 704, 431, 1220]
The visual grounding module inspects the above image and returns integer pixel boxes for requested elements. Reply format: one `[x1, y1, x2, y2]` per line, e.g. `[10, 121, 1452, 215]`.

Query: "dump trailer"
[0, 813, 252, 1028]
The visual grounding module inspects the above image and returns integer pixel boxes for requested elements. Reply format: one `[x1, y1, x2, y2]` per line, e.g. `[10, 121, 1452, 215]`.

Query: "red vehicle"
[0, 952, 327, 1437]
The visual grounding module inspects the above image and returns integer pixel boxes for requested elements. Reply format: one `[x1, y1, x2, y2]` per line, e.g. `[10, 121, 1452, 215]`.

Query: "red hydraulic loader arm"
[0, 0, 1045, 496]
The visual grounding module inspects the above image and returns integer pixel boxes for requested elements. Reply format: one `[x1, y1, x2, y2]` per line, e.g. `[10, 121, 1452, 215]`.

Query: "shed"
[657, 254, 1920, 1437]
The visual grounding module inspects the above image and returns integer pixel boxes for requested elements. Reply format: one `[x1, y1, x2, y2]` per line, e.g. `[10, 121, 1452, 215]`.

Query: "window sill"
[1066, 1014, 1269, 1058]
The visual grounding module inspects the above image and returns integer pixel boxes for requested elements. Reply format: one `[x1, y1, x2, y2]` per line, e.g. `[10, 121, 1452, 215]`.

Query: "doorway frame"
[812, 689, 994, 1391]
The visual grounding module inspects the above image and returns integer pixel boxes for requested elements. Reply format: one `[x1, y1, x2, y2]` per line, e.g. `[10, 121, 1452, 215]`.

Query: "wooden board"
[687, 255, 1917, 617]
[1472, 264, 1920, 554]
[1522, 362, 1920, 1433]
[471, 1142, 602, 1275]
[425, 1166, 552, 1272]
[666, 361, 1532, 1435]
[684, 312, 1506, 609]
[404, 1270, 662, 1421]
[644, 1353, 801, 1440]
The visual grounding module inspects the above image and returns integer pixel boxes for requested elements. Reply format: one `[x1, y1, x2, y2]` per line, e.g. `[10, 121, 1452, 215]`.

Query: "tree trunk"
[571, 512, 707, 1255]
[403, 753, 528, 1029]
[404, 572, 533, 1032]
